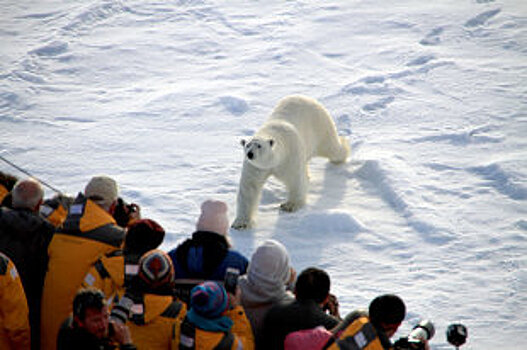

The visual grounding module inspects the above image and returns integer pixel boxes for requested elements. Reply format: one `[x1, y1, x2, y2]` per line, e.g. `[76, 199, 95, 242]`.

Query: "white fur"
[232, 95, 350, 229]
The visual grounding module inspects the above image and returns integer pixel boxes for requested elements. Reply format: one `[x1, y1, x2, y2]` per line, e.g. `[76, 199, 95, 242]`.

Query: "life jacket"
[40, 194, 73, 228]
[177, 306, 254, 350]
[0, 252, 31, 350]
[40, 194, 125, 350]
[323, 311, 389, 350]
[127, 293, 187, 350]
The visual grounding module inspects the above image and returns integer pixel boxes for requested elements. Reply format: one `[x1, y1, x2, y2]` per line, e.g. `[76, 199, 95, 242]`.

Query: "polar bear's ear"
[269, 139, 274, 147]
[241, 139, 247, 147]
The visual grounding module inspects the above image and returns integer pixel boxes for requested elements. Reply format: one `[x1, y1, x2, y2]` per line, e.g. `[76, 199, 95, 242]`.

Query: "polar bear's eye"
[257, 145, 261, 149]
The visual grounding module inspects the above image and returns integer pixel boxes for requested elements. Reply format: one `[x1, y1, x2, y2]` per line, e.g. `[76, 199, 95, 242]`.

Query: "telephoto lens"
[110, 295, 134, 324]
[447, 323, 467, 347]
[408, 320, 435, 343]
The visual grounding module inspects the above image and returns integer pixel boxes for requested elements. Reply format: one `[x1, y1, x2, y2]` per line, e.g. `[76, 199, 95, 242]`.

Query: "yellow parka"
[0, 252, 31, 350]
[0, 184, 8, 205]
[177, 305, 254, 350]
[81, 250, 125, 304]
[40, 194, 73, 228]
[127, 294, 187, 350]
[40, 194, 125, 350]
[325, 311, 389, 350]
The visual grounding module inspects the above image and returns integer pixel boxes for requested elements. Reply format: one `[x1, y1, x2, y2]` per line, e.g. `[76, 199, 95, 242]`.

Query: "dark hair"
[295, 267, 330, 303]
[369, 294, 406, 326]
[0, 171, 18, 191]
[125, 219, 165, 256]
[73, 288, 106, 320]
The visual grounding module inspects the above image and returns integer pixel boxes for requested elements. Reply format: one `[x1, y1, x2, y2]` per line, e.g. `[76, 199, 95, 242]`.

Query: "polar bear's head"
[241, 138, 276, 169]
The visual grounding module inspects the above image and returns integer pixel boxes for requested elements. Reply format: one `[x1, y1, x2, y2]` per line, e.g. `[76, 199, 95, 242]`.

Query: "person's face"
[77, 307, 109, 339]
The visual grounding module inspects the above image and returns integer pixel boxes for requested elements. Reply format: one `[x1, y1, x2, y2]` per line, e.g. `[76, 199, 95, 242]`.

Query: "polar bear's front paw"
[280, 201, 303, 212]
[231, 217, 255, 230]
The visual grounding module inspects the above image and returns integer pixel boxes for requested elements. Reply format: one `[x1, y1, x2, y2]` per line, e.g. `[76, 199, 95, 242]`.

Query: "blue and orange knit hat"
[190, 281, 229, 318]
[138, 249, 175, 289]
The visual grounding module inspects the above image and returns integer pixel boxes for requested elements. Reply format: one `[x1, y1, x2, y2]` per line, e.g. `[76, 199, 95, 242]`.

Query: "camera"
[394, 320, 435, 350]
[110, 295, 134, 324]
[447, 323, 467, 348]
[224, 267, 240, 294]
[113, 197, 138, 228]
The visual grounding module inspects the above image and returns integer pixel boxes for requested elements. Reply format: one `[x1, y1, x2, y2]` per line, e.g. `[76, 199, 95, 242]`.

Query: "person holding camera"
[125, 249, 187, 350]
[261, 267, 341, 350]
[324, 294, 430, 350]
[57, 288, 136, 350]
[81, 218, 166, 303]
[41, 175, 127, 350]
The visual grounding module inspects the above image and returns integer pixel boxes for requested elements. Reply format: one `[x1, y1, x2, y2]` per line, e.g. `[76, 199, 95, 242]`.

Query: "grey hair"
[12, 178, 44, 210]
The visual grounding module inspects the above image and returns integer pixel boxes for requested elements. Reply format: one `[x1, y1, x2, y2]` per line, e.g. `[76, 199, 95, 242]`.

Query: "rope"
[0, 154, 62, 194]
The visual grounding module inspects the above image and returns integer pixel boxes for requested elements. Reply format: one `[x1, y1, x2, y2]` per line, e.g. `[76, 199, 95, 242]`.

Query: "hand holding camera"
[109, 295, 135, 346]
[394, 320, 434, 350]
[323, 293, 341, 319]
[224, 268, 241, 308]
[113, 197, 141, 227]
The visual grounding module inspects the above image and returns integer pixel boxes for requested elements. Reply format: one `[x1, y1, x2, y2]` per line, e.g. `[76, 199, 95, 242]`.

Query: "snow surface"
[1, 0, 526, 348]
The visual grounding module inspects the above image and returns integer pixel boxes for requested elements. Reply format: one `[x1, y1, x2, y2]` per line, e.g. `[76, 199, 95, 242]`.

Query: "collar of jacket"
[67, 193, 117, 232]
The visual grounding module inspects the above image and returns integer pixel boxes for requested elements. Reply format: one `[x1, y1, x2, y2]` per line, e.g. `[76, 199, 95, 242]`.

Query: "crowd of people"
[0, 171, 429, 350]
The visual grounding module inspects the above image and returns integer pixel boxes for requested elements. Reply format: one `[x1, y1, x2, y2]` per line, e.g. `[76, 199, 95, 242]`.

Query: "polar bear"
[232, 95, 350, 230]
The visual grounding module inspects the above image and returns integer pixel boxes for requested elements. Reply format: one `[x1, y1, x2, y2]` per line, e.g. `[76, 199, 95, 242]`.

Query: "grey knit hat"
[84, 175, 118, 209]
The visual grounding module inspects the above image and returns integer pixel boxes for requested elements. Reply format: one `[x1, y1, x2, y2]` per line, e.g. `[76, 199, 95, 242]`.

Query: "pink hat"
[196, 200, 230, 237]
[284, 326, 332, 350]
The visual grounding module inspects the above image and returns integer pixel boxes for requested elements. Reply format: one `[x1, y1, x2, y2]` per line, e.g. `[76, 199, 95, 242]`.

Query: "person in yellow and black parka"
[41, 175, 133, 350]
[0, 252, 31, 350]
[81, 218, 166, 305]
[120, 249, 187, 349]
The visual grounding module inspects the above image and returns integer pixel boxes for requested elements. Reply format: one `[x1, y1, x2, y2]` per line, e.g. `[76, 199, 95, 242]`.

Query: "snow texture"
[1, 1, 526, 349]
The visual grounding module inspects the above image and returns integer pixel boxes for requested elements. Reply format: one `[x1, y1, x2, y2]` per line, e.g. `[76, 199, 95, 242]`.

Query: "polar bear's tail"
[328, 136, 351, 164]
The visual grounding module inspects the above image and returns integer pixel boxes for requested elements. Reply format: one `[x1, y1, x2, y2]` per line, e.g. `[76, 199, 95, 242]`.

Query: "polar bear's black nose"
[247, 151, 254, 160]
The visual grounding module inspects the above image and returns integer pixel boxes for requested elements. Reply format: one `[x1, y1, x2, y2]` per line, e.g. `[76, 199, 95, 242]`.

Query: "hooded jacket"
[0, 252, 31, 350]
[177, 305, 254, 350]
[40, 194, 125, 350]
[39, 194, 74, 228]
[81, 250, 125, 304]
[127, 294, 187, 350]
[169, 231, 248, 281]
[238, 240, 295, 349]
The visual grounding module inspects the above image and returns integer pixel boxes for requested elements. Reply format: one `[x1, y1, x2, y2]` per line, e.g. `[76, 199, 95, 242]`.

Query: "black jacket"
[262, 299, 340, 350]
[0, 207, 54, 335]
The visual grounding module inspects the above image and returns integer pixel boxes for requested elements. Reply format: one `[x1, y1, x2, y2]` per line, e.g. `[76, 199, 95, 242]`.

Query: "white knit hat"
[248, 239, 292, 286]
[84, 175, 118, 209]
[196, 199, 230, 237]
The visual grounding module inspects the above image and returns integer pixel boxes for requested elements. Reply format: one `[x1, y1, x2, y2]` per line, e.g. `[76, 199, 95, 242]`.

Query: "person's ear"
[34, 198, 43, 212]
[73, 314, 84, 328]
